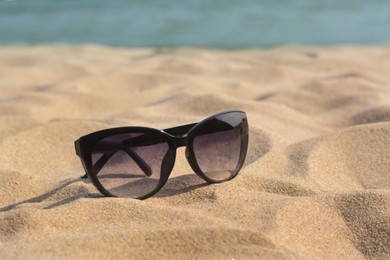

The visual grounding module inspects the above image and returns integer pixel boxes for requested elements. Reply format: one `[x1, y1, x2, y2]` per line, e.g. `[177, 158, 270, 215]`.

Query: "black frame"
[75, 110, 248, 199]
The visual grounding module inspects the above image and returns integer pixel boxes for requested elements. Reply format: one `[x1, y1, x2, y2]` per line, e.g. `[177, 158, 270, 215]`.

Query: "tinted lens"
[192, 112, 247, 181]
[90, 132, 169, 198]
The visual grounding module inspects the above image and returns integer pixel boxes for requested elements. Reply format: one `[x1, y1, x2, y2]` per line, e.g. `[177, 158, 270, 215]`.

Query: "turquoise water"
[1, 0, 390, 48]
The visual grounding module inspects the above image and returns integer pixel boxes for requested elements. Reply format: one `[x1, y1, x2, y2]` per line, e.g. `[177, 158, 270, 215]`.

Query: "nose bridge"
[173, 135, 188, 148]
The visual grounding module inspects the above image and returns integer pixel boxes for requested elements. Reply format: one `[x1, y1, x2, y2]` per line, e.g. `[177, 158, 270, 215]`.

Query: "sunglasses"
[74, 110, 248, 199]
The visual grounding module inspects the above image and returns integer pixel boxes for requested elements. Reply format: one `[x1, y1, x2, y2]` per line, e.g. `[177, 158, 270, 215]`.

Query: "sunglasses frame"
[75, 110, 248, 199]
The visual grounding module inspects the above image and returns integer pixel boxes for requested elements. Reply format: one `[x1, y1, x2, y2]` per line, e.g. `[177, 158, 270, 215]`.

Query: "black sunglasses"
[74, 110, 248, 199]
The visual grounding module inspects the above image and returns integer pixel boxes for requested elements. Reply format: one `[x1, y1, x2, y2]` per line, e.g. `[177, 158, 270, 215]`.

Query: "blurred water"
[0, 0, 389, 48]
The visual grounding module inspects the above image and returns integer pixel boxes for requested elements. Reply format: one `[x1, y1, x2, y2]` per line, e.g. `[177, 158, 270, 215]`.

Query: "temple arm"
[163, 123, 197, 136]
[115, 124, 198, 149]
[91, 141, 152, 176]
[127, 120, 233, 147]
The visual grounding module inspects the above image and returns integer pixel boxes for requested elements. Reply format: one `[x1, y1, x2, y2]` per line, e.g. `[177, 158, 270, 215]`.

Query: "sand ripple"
[0, 45, 390, 259]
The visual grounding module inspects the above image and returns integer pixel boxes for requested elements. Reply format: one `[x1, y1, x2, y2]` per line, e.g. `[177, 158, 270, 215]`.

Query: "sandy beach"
[0, 45, 389, 259]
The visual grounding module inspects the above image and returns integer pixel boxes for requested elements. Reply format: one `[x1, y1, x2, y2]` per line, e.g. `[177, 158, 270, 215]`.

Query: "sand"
[0, 45, 389, 259]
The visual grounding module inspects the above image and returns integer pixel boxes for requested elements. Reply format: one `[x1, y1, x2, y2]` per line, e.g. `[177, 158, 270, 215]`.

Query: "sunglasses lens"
[90, 132, 169, 198]
[192, 112, 247, 181]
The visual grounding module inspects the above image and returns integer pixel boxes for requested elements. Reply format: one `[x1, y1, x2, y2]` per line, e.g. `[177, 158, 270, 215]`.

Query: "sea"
[0, 0, 390, 48]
